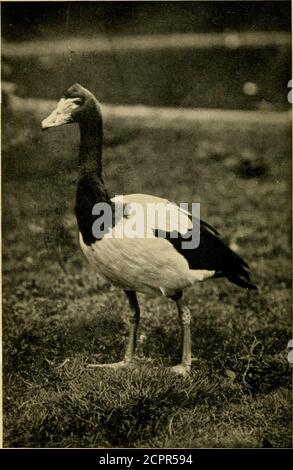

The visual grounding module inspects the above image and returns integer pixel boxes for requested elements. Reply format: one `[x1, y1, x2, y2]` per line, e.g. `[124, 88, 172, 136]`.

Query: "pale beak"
[41, 98, 80, 130]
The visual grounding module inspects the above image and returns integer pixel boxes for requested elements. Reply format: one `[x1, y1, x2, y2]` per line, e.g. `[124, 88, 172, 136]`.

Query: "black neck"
[75, 107, 113, 245]
[79, 114, 103, 177]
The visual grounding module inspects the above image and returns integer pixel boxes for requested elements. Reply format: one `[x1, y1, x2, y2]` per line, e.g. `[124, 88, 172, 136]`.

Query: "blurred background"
[2, 1, 293, 449]
[2, 1, 291, 109]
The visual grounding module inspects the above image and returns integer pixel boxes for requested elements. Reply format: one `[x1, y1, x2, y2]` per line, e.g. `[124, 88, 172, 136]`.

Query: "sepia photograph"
[1, 0, 292, 455]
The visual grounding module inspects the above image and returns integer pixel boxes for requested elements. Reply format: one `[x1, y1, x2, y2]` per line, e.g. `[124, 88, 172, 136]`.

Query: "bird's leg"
[87, 290, 140, 369]
[170, 299, 192, 376]
[123, 290, 140, 363]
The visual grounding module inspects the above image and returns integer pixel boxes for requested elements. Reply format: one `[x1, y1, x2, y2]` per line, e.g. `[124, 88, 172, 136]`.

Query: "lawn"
[2, 97, 292, 448]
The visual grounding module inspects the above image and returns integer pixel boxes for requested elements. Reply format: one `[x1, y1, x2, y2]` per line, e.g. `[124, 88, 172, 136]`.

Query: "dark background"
[2, 1, 292, 109]
[2, 1, 291, 41]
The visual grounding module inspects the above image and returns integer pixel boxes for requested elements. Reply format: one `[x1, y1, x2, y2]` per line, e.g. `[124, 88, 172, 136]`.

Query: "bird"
[41, 83, 256, 376]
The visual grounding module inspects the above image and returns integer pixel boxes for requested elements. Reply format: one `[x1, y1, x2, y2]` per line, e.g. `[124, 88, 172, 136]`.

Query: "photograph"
[1, 0, 292, 453]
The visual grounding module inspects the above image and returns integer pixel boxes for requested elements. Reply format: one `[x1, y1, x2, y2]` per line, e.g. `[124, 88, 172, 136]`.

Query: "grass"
[2, 99, 292, 448]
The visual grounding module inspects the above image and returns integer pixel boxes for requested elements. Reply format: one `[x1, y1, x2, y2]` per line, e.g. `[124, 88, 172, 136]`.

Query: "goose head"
[41, 83, 101, 130]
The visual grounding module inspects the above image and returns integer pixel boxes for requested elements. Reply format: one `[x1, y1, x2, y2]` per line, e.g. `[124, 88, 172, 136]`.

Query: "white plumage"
[80, 242, 214, 297]
[81, 193, 214, 296]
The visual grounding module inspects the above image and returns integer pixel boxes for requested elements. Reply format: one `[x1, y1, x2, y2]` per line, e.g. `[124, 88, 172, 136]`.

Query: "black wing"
[154, 216, 257, 290]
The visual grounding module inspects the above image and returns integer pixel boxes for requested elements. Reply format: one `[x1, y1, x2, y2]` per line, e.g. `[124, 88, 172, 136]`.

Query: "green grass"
[2, 101, 292, 448]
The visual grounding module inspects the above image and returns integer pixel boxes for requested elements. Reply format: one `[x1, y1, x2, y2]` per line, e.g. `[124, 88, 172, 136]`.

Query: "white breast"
[80, 233, 194, 295]
[79, 193, 215, 296]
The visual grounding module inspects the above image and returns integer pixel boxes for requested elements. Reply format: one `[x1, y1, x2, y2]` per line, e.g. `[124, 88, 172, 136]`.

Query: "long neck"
[75, 108, 112, 245]
[79, 114, 103, 177]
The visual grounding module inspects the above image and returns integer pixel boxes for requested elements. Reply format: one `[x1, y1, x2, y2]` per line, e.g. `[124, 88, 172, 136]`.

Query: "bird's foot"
[169, 363, 191, 377]
[87, 360, 134, 370]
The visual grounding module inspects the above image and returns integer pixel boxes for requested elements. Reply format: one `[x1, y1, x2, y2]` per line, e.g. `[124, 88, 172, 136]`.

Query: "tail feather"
[154, 218, 257, 290]
[227, 274, 257, 290]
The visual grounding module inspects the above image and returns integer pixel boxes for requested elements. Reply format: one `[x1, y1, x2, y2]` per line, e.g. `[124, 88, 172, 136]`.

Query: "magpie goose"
[41, 84, 256, 376]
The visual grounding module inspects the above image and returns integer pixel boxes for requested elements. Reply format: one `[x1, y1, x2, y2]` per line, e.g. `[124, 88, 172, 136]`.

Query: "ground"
[2, 100, 292, 448]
